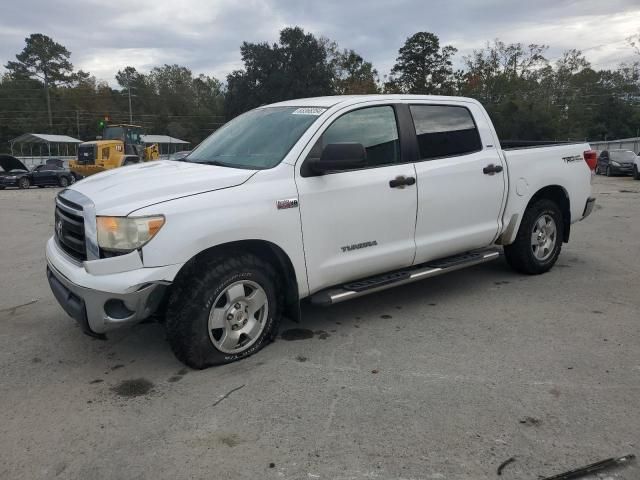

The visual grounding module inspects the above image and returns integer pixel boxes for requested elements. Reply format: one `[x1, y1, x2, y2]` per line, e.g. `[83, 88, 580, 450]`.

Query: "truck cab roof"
[265, 94, 482, 109]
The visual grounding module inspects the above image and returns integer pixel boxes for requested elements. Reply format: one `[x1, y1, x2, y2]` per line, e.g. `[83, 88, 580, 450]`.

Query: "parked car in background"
[31, 163, 76, 187]
[168, 150, 191, 161]
[0, 154, 75, 189]
[595, 150, 637, 176]
[0, 154, 31, 189]
[634, 154, 640, 180]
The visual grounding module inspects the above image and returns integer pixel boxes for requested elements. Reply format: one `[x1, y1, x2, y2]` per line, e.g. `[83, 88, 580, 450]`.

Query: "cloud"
[1, 0, 638, 86]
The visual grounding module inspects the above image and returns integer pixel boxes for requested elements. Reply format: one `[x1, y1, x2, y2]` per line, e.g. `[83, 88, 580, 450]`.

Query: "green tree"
[385, 32, 457, 94]
[5, 34, 74, 128]
[323, 40, 379, 94]
[225, 27, 333, 117]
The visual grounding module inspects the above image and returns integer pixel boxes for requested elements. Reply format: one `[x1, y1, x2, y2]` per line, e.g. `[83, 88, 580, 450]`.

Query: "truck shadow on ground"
[46, 256, 538, 372]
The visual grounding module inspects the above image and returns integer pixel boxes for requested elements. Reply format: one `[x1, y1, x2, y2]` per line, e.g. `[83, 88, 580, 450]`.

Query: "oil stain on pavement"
[111, 378, 154, 398]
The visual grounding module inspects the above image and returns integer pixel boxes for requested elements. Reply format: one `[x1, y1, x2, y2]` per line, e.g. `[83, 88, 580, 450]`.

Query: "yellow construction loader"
[70, 124, 160, 177]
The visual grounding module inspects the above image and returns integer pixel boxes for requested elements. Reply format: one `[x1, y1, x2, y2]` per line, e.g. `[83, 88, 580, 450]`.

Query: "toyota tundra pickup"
[46, 95, 596, 368]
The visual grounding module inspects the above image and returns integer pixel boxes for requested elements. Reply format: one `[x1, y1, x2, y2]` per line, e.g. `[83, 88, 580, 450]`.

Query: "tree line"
[1, 28, 639, 154]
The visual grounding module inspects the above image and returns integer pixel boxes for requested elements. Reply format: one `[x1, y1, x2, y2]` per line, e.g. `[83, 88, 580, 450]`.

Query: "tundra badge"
[277, 198, 299, 210]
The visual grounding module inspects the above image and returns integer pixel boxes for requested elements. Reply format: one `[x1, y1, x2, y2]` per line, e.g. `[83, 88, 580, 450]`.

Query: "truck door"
[409, 103, 506, 264]
[296, 105, 418, 293]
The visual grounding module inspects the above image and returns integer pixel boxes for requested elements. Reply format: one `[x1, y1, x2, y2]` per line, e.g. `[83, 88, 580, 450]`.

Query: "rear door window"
[409, 105, 482, 160]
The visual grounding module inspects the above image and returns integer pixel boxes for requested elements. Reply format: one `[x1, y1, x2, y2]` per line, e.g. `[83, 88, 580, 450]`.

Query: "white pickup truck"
[46, 95, 596, 368]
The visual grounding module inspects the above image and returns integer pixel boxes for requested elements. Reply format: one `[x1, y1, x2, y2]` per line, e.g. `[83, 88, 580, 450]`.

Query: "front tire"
[606, 166, 612, 177]
[58, 176, 69, 188]
[504, 199, 563, 275]
[18, 177, 30, 189]
[165, 252, 282, 369]
[633, 165, 640, 180]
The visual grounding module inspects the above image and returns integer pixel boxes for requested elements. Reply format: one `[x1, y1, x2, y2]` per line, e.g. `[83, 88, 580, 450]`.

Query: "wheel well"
[173, 240, 300, 321]
[528, 185, 571, 243]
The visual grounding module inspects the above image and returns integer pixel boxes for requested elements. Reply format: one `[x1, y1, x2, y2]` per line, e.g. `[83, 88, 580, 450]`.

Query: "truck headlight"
[611, 161, 621, 167]
[97, 215, 165, 253]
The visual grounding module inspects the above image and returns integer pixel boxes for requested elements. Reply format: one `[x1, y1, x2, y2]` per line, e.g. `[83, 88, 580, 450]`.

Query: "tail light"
[583, 150, 597, 171]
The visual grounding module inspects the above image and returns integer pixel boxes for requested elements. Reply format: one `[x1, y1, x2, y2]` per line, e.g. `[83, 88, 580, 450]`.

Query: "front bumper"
[0, 177, 20, 187]
[46, 237, 182, 335]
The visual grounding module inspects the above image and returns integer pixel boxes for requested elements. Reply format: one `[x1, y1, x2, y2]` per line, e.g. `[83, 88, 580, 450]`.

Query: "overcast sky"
[1, 0, 639, 86]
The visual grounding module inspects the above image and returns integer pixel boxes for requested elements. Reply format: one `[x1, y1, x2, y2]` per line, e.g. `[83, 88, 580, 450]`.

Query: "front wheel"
[58, 176, 69, 188]
[165, 252, 282, 368]
[504, 199, 563, 275]
[606, 166, 612, 177]
[633, 165, 640, 180]
[18, 177, 30, 189]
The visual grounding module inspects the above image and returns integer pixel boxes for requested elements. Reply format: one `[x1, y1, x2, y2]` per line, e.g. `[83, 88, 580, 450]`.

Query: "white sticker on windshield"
[292, 107, 327, 116]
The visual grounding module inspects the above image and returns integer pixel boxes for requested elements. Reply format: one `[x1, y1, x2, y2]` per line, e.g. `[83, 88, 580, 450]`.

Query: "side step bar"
[310, 249, 501, 306]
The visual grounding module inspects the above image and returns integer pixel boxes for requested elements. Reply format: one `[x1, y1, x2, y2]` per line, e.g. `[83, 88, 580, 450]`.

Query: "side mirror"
[309, 143, 367, 175]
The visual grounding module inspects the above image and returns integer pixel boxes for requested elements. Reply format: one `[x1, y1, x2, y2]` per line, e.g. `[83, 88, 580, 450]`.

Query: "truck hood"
[70, 160, 257, 215]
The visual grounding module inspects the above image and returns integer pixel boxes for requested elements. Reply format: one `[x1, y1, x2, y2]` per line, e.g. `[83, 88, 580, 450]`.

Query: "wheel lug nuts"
[234, 303, 241, 309]
[227, 314, 233, 321]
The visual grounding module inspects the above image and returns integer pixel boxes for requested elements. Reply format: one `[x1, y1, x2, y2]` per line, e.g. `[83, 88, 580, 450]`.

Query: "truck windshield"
[103, 127, 124, 140]
[186, 106, 325, 169]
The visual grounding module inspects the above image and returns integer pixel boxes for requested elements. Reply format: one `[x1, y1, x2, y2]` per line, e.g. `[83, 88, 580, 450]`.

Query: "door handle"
[483, 164, 503, 175]
[389, 176, 416, 188]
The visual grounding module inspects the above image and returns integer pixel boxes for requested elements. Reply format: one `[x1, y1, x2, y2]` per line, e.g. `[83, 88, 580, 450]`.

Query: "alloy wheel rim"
[208, 280, 268, 354]
[530, 214, 557, 261]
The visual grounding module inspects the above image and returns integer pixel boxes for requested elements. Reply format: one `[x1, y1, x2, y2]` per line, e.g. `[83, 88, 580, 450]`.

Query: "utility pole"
[44, 76, 53, 128]
[127, 72, 133, 123]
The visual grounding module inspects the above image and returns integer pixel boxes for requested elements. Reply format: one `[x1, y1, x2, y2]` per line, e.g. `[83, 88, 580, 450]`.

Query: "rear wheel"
[165, 252, 282, 369]
[633, 165, 640, 180]
[18, 177, 30, 189]
[504, 199, 563, 275]
[58, 176, 69, 188]
[606, 166, 612, 177]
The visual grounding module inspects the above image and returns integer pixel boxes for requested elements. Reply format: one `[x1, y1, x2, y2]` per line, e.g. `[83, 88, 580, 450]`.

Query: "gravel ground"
[0, 175, 639, 480]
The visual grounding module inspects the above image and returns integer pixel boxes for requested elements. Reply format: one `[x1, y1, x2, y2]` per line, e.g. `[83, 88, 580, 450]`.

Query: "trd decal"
[341, 241, 378, 252]
[562, 155, 582, 163]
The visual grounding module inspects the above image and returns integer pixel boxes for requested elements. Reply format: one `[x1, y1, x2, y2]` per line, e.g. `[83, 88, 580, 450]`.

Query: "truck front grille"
[77, 145, 95, 165]
[55, 202, 87, 262]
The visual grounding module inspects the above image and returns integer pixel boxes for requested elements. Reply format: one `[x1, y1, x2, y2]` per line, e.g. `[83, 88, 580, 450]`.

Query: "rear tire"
[633, 165, 640, 180]
[58, 176, 69, 188]
[504, 199, 563, 275]
[18, 177, 30, 189]
[165, 252, 282, 369]
[606, 166, 612, 177]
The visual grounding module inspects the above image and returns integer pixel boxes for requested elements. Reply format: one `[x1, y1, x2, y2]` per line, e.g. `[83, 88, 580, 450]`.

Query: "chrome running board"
[309, 249, 501, 306]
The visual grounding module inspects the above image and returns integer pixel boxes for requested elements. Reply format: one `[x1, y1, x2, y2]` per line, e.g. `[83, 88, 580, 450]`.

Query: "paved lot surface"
[1, 176, 639, 480]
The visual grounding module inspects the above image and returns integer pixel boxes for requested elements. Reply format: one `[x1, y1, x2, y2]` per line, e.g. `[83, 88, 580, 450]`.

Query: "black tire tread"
[504, 199, 563, 275]
[165, 251, 282, 369]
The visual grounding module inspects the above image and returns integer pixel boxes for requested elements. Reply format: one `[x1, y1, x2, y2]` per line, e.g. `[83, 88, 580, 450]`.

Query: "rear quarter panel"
[500, 144, 592, 244]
